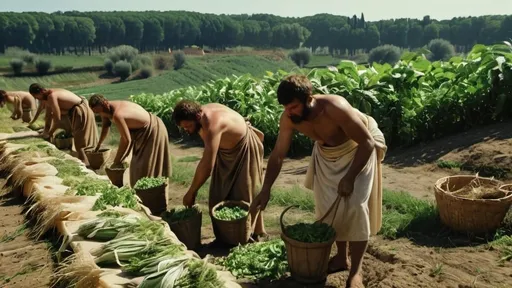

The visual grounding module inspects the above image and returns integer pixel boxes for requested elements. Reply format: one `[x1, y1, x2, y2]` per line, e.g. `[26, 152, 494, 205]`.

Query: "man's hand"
[337, 175, 355, 197]
[250, 189, 271, 213]
[94, 145, 100, 152]
[183, 191, 196, 207]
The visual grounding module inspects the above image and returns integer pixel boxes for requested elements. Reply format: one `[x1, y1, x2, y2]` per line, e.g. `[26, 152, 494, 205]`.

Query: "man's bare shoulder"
[317, 95, 352, 116]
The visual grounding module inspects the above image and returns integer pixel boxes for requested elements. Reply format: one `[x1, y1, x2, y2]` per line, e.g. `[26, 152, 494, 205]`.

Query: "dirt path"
[0, 179, 54, 288]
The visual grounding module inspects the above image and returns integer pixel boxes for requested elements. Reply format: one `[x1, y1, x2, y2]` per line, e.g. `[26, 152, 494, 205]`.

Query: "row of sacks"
[0, 137, 241, 288]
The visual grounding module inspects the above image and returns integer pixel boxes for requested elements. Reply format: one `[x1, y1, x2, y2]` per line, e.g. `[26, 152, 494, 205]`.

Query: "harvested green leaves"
[124, 245, 185, 276]
[65, 177, 112, 196]
[285, 222, 335, 243]
[92, 186, 138, 211]
[214, 206, 248, 221]
[217, 239, 288, 281]
[134, 176, 167, 190]
[175, 258, 224, 288]
[77, 214, 141, 241]
[161, 205, 200, 223]
[98, 209, 124, 218]
[49, 159, 87, 178]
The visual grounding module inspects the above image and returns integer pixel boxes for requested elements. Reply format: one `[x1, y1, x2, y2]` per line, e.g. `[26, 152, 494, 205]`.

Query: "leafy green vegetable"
[98, 210, 124, 218]
[92, 186, 139, 211]
[285, 222, 335, 243]
[134, 176, 167, 190]
[124, 245, 185, 276]
[161, 205, 200, 223]
[174, 258, 224, 287]
[216, 239, 288, 281]
[65, 177, 112, 196]
[213, 206, 248, 221]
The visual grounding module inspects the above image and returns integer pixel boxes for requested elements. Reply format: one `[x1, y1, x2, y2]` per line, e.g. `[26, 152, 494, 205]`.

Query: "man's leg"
[347, 241, 367, 287]
[329, 241, 350, 272]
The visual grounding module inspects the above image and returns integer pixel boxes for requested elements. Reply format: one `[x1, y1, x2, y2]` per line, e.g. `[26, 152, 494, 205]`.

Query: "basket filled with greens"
[133, 177, 168, 216]
[161, 205, 202, 250]
[54, 131, 73, 150]
[211, 200, 251, 245]
[280, 205, 337, 284]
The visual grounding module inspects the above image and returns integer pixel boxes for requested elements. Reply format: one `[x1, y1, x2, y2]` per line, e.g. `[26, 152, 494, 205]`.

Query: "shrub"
[368, 44, 402, 65]
[106, 45, 139, 64]
[154, 55, 172, 70]
[138, 67, 153, 79]
[114, 60, 132, 81]
[289, 48, 312, 67]
[132, 55, 153, 71]
[104, 59, 114, 75]
[9, 58, 25, 75]
[427, 38, 456, 61]
[5, 47, 36, 64]
[35, 59, 52, 75]
[173, 51, 186, 70]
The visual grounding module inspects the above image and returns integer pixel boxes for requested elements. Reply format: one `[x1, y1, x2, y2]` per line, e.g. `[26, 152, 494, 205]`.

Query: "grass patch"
[0, 72, 101, 91]
[436, 160, 462, 169]
[380, 189, 440, 239]
[0, 263, 41, 285]
[73, 55, 296, 100]
[0, 55, 104, 70]
[177, 155, 201, 163]
[0, 224, 27, 243]
[268, 185, 315, 212]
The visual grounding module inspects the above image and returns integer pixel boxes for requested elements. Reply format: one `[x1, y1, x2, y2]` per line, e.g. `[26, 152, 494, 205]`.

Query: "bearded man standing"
[250, 74, 387, 288]
[172, 100, 266, 241]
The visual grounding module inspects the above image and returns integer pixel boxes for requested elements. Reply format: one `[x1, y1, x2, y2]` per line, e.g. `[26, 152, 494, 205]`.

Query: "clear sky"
[1, 0, 512, 21]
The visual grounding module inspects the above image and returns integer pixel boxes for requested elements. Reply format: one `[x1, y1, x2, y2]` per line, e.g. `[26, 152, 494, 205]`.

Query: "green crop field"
[0, 72, 102, 91]
[0, 54, 104, 69]
[72, 54, 297, 99]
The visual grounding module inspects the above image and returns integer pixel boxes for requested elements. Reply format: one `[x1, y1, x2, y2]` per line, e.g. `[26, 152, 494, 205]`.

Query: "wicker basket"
[211, 200, 252, 245]
[85, 148, 111, 170]
[434, 175, 512, 233]
[280, 206, 336, 284]
[134, 181, 168, 216]
[165, 208, 202, 250]
[105, 166, 126, 187]
[54, 137, 73, 150]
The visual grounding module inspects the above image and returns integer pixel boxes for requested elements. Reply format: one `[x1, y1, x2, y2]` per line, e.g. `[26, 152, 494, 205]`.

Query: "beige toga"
[304, 111, 387, 241]
[127, 112, 171, 187]
[209, 124, 265, 236]
[68, 98, 99, 156]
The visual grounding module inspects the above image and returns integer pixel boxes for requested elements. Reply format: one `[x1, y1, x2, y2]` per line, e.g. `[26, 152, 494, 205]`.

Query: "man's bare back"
[10, 91, 36, 109]
[198, 103, 263, 150]
[107, 100, 150, 130]
[47, 88, 83, 113]
[282, 94, 364, 147]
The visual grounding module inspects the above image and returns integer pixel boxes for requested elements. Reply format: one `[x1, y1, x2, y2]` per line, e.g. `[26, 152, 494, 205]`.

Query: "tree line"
[0, 11, 511, 55]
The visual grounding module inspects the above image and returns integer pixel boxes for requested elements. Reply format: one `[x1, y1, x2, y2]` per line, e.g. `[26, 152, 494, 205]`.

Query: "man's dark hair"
[89, 94, 114, 114]
[276, 74, 313, 105]
[29, 83, 45, 95]
[0, 90, 6, 102]
[172, 100, 202, 125]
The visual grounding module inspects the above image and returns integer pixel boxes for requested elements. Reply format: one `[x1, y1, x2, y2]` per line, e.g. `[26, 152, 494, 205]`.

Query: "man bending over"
[250, 74, 387, 288]
[172, 101, 266, 242]
[29, 83, 98, 166]
[0, 90, 37, 123]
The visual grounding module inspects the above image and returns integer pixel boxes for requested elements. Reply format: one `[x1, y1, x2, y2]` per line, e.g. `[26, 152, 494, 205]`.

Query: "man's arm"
[95, 117, 111, 151]
[185, 121, 222, 199]
[328, 100, 375, 180]
[47, 94, 61, 137]
[255, 114, 294, 210]
[30, 101, 45, 124]
[112, 114, 132, 165]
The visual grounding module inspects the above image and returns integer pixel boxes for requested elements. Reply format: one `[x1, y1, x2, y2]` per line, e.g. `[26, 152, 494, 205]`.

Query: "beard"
[289, 103, 311, 124]
[187, 121, 202, 135]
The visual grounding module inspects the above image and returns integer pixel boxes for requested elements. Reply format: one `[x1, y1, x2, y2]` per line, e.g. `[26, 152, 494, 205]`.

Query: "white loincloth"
[304, 111, 387, 242]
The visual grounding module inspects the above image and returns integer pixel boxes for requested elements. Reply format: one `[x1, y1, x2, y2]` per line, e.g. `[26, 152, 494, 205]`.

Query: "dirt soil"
[0, 179, 54, 288]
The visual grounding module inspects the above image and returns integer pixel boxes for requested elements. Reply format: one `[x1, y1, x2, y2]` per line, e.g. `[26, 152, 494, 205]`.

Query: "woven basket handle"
[315, 194, 343, 227]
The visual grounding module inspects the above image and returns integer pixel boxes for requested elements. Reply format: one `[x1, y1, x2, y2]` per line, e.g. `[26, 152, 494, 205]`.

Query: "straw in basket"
[280, 194, 343, 284]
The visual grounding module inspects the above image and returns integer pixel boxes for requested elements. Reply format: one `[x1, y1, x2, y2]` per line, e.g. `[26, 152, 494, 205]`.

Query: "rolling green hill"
[73, 55, 297, 100]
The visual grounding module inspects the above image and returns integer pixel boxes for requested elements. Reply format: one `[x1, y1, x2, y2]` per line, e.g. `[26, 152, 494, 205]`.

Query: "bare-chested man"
[29, 83, 98, 166]
[88, 94, 171, 191]
[172, 100, 266, 242]
[0, 90, 37, 123]
[250, 74, 387, 288]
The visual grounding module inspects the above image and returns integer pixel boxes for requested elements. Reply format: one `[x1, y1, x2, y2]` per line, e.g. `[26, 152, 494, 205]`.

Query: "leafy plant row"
[130, 42, 512, 156]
